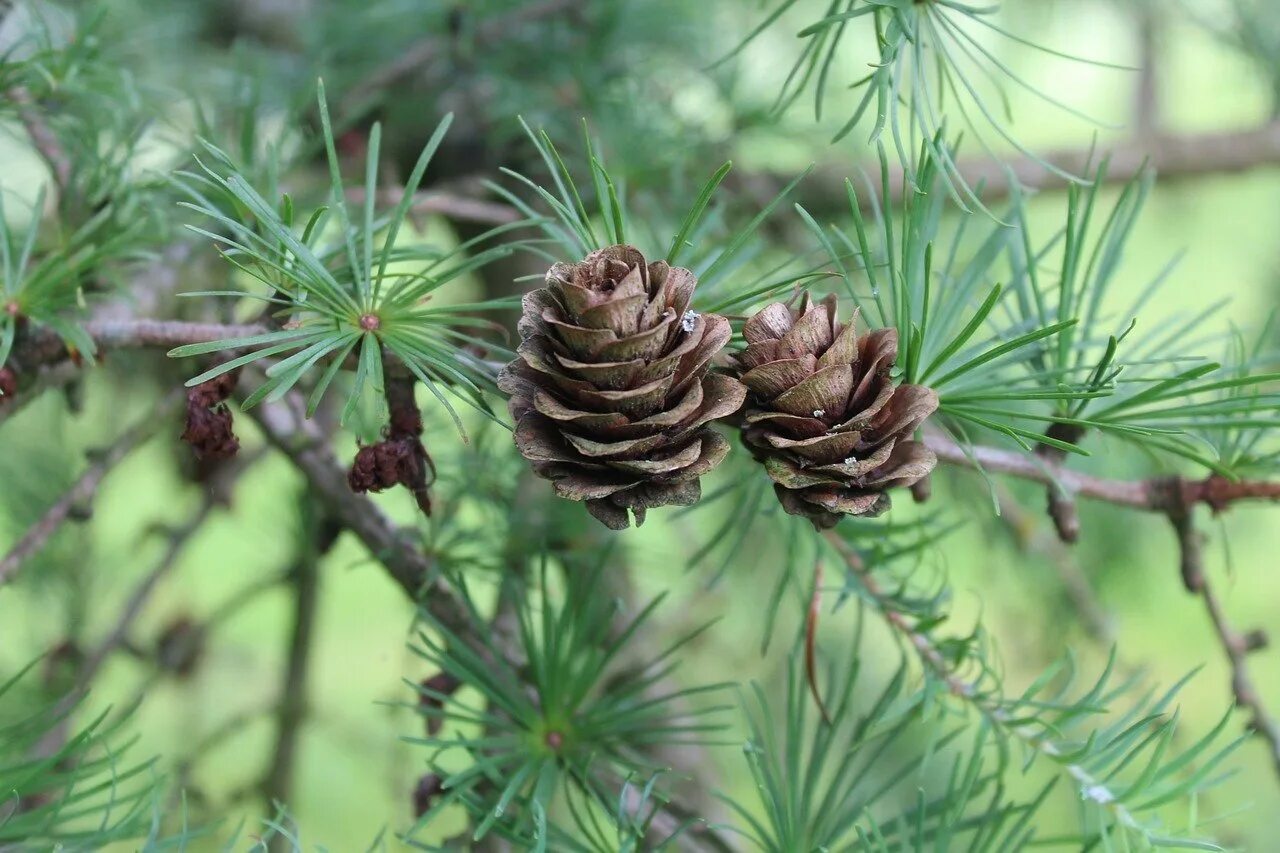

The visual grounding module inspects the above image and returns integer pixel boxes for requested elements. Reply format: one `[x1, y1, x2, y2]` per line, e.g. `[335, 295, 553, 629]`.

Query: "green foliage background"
[3, 0, 1280, 848]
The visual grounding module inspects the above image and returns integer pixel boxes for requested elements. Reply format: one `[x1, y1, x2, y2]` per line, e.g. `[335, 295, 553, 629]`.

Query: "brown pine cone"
[498, 244, 746, 529]
[729, 294, 938, 529]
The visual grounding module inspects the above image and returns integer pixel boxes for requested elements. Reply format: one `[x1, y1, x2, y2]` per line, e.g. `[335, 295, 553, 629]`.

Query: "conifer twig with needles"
[0, 393, 181, 586]
[821, 528, 1149, 837]
[11, 319, 1280, 518]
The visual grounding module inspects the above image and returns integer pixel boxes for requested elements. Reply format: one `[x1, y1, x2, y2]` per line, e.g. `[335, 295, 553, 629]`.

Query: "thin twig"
[1035, 424, 1085, 544]
[990, 481, 1116, 643]
[77, 504, 215, 686]
[346, 187, 519, 225]
[1160, 487, 1280, 779]
[1197, 571, 1280, 776]
[261, 553, 321, 824]
[0, 396, 180, 586]
[9, 85, 72, 191]
[927, 432, 1280, 513]
[783, 120, 1280, 213]
[343, 0, 581, 109]
[15, 319, 269, 368]
[74, 449, 263, 686]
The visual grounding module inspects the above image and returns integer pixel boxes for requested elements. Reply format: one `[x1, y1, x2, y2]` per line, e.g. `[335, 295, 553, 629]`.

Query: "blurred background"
[3, 0, 1280, 848]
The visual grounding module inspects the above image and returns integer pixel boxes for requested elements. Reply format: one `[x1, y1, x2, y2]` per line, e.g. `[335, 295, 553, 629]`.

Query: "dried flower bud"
[0, 366, 17, 399]
[412, 773, 444, 818]
[347, 384, 435, 515]
[418, 671, 462, 736]
[182, 371, 240, 461]
[155, 616, 206, 678]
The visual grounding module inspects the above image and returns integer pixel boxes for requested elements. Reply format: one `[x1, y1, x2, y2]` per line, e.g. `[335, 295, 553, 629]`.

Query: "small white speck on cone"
[681, 310, 699, 332]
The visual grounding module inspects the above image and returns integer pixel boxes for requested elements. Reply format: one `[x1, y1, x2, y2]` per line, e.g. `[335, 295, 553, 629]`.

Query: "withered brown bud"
[418, 671, 462, 736]
[729, 294, 938, 529]
[182, 371, 240, 461]
[498, 244, 746, 529]
[347, 388, 435, 515]
[412, 773, 444, 818]
[0, 366, 17, 399]
[155, 616, 206, 678]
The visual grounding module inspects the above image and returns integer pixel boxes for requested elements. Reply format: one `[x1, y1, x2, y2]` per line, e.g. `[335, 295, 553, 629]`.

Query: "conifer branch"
[821, 529, 1148, 837]
[0, 396, 179, 586]
[20, 320, 270, 366]
[248, 395, 439, 602]
[13, 317, 1280, 520]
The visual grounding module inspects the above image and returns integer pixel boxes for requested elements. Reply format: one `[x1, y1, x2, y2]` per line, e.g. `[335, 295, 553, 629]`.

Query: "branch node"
[1150, 476, 1206, 592]
[1036, 424, 1085, 544]
[1046, 486, 1081, 544]
[1244, 629, 1270, 654]
[66, 500, 95, 523]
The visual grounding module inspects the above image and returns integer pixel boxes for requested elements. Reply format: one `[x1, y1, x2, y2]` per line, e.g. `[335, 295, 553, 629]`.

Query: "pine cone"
[499, 244, 746, 529]
[730, 294, 938, 529]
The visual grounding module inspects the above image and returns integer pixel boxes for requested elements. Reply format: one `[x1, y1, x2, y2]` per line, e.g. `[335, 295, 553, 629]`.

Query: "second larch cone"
[498, 244, 746, 529]
[730, 294, 939, 529]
